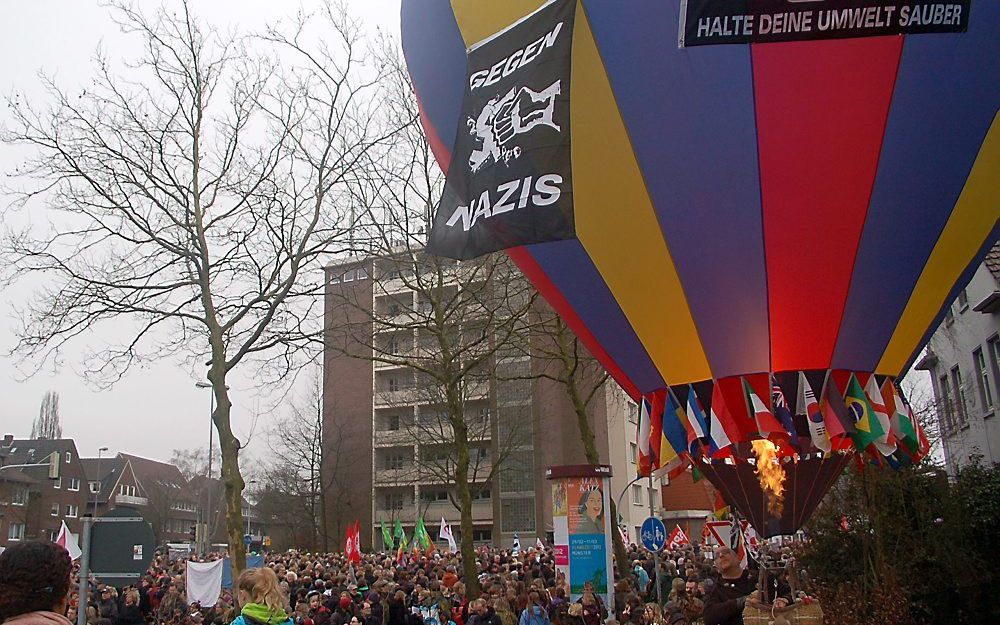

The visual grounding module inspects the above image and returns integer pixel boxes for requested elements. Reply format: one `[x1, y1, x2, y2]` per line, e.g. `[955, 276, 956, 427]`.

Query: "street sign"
[89, 508, 155, 588]
[243, 534, 253, 546]
[640, 516, 666, 551]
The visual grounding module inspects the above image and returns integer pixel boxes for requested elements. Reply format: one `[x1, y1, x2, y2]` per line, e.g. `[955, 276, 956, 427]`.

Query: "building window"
[939, 375, 953, 433]
[632, 484, 643, 506]
[66, 505, 79, 518]
[630, 442, 638, 464]
[356, 266, 369, 280]
[974, 348, 994, 414]
[90, 482, 101, 494]
[51, 503, 60, 517]
[65, 452, 72, 464]
[952, 367, 967, 426]
[329, 273, 340, 284]
[420, 490, 449, 503]
[343, 270, 355, 282]
[120, 484, 138, 497]
[53, 477, 61, 489]
[387, 377, 400, 392]
[68, 478, 80, 491]
[627, 401, 639, 424]
[957, 288, 968, 311]
[388, 336, 400, 355]
[472, 529, 492, 542]
[12, 488, 28, 506]
[944, 305, 955, 326]
[49, 530, 60, 542]
[384, 493, 405, 511]
[7, 523, 25, 541]
[500, 497, 535, 532]
[385, 454, 406, 470]
[990, 338, 1000, 406]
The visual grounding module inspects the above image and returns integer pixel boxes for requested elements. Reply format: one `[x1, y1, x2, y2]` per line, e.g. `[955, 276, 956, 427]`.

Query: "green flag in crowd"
[394, 518, 408, 549]
[380, 517, 394, 550]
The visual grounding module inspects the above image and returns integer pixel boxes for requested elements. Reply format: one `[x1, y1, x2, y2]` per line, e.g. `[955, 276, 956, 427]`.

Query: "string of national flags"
[636, 370, 930, 474]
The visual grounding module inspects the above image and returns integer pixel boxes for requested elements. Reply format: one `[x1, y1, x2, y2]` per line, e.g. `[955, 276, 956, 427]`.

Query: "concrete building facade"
[323, 254, 648, 550]
[916, 243, 1000, 476]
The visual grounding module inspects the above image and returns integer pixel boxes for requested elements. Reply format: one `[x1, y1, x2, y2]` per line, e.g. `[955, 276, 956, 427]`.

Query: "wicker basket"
[742, 599, 824, 624]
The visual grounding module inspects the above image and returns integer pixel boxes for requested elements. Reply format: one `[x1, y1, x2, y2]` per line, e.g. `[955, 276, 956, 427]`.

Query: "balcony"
[375, 466, 419, 485]
[374, 428, 416, 446]
[114, 494, 149, 507]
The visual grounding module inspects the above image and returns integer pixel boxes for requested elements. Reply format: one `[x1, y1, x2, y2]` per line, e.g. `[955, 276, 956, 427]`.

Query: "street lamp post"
[92, 447, 108, 518]
[195, 381, 215, 554]
[196, 381, 229, 554]
[245, 479, 257, 538]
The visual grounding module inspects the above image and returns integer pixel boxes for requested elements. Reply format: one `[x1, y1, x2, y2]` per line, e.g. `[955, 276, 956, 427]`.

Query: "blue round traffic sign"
[640, 516, 666, 551]
[243, 534, 253, 546]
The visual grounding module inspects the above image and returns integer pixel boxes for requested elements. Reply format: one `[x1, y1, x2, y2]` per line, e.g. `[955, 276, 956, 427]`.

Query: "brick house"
[0, 435, 90, 547]
[81, 452, 199, 546]
[659, 468, 717, 542]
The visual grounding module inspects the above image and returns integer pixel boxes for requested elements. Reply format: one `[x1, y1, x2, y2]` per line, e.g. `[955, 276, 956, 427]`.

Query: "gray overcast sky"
[0, 0, 400, 462]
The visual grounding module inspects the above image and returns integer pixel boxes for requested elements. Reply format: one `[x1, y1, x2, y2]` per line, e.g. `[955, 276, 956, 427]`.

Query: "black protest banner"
[428, 0, 576, 260]
[679, 0, 970, 47]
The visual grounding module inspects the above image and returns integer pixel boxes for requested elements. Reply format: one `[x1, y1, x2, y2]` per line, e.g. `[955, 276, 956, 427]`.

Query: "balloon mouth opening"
[751, 439, 786, 517]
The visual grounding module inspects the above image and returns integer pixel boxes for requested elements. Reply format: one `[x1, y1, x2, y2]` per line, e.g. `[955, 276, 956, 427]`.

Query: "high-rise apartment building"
[322, 253, 650, 549]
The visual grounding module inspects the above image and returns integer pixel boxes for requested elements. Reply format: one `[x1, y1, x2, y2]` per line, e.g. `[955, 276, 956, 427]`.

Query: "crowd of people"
[0, 538, 810, 625]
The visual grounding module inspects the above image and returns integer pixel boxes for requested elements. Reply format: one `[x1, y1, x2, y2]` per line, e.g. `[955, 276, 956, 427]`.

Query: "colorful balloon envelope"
[402, 0, 999, 533]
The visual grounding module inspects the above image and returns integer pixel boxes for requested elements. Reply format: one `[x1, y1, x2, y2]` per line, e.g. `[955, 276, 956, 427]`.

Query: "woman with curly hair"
[0, 541, 74, 625]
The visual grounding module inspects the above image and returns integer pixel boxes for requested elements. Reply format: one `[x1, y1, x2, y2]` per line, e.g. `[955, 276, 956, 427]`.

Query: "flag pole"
[648, 474, 662, 606]
[76, 515, 93, 625]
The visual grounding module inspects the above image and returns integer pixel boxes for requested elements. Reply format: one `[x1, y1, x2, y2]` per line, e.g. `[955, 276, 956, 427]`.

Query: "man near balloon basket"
[702, 547, 792, 625]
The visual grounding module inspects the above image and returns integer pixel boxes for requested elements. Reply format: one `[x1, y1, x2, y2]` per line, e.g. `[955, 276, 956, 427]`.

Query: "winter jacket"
[518, 606, 550, 625]
[2, 612, 73, 625]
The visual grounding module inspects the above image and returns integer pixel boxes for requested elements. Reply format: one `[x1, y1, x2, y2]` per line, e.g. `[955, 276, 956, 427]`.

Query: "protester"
[702, 548, 789, 625]
[0, 541, 74, 625]
[232, 568, 294, 625]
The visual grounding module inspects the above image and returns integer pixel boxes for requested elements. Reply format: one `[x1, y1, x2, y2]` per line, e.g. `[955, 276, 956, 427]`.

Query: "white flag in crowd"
[55, 521, 82, 560]
[439, 518, 458, 552]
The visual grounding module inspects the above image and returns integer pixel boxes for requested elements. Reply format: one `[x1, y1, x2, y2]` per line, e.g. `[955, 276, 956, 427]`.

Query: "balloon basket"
[742, 598, 823, 625]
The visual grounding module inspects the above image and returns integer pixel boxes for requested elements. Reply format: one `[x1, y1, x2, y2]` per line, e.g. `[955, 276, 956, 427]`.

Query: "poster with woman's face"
[564, 477, 610, 600]
[567, 477, 604, 535]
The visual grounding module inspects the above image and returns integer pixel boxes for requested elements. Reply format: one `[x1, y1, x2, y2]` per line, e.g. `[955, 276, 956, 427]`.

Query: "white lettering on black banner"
[679, 0, 970, 47]
[428, 0, 576, 260]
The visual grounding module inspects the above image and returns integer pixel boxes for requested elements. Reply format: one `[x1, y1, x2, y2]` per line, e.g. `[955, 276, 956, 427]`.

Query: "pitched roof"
[4, 438, 79, 466]
[119, 452, 191, 493]
[985, 241, 1000, 284]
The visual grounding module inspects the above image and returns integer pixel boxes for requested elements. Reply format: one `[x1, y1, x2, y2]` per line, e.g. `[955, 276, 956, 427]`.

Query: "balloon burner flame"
[751, 439, 785, 516]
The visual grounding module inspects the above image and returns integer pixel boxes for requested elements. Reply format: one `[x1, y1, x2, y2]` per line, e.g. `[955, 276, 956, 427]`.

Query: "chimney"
[2, 434, 12, 448]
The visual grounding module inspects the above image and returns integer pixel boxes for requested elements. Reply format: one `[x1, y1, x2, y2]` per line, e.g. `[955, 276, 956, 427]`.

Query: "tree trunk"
[450, 386, 481, 597]
[211, 375, 246, 575]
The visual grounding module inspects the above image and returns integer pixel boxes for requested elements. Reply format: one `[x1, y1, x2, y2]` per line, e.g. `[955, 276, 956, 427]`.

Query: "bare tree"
[324, 50, 537, 594]
[260, 364, 354, 551]
[520, 313, 631, 573]
[2, 1, 395, 571]
[30, 391, 63, 440]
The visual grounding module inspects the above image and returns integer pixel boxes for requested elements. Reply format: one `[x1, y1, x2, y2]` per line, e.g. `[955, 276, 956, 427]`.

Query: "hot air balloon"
[401, 0, 999, 537]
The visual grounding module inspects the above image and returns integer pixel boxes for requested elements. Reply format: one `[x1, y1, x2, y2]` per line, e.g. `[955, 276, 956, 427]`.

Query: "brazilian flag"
[844, 374, 881, 451]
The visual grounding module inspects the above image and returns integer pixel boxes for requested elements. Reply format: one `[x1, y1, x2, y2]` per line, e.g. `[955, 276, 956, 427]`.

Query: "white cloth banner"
[186, 559, 224, 607]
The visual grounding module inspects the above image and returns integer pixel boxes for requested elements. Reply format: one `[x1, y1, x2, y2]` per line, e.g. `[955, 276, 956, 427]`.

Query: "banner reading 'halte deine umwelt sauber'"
[427, 0, 576, 260]
[680, 0, 970, 47]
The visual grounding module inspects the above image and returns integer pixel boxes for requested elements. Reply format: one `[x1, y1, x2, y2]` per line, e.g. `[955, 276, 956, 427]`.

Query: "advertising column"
[546, 465, 614, 605]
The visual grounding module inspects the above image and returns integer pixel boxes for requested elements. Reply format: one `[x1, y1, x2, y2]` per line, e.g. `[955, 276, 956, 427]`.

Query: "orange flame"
[751, 439, 786, 517]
